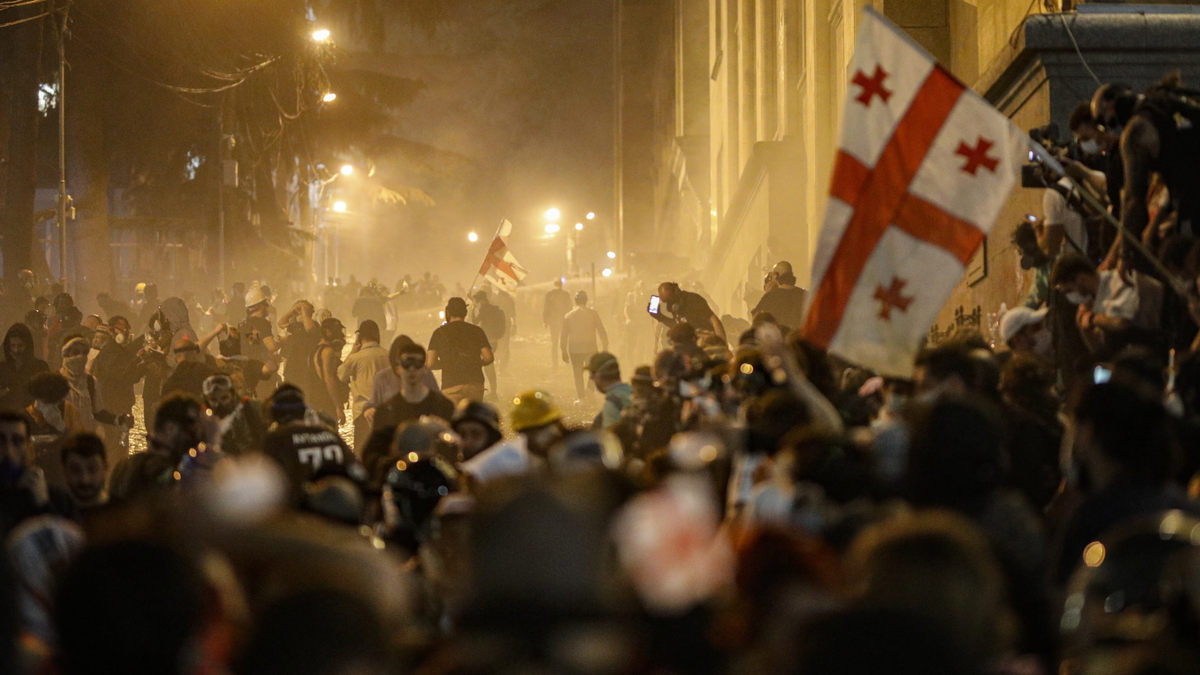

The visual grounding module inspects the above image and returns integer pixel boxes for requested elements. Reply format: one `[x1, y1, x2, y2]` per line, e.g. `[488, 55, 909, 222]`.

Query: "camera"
[1021, 123, 1081, 188]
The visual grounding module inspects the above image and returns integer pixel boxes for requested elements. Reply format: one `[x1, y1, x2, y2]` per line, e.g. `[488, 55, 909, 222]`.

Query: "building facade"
[617, 0, 1200, 344]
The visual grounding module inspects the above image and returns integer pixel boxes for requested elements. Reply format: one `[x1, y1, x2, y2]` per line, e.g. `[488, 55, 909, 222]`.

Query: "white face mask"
[1065, 291, 1091, 307]
[1079, 139, 1101, 156]
[62, 354, 86, 376]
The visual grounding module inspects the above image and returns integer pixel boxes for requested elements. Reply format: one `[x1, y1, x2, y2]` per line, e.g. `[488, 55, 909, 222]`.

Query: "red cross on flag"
[478, 219, 528, 292]
[800, 8, 1024, 377]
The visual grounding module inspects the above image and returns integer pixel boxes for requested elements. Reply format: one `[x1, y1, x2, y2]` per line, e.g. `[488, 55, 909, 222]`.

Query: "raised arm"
[198, 323, 227, 354]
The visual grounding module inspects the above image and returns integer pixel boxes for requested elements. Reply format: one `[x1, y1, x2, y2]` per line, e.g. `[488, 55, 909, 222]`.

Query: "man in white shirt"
[1041, 177, 1089, 259]
[560, 291, 608, 402]
[1051, 252, 1163, 356]
[337, 320, 391, 450]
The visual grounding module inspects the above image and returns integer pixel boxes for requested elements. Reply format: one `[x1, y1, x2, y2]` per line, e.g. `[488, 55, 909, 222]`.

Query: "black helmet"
[391, 417, 463, 464]
[303, 475, 364, 526]
[451, 399, 501, 435]
[384, 454, 457, 550]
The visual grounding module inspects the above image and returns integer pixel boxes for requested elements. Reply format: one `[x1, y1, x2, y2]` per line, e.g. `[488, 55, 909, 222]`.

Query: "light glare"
[468, 231, 479, 242]
[606, 251, 616, 259]
[544, 208, 561, 221]
[601, 268, 612, 277]
[574, 223, 583, 231]
[544, 223, 560, 234]
[322, 92, 337, 102]
[340, 164, 354, 176]
[332, 201, 347, 212]
[312, 29, 331, 42]
[586, 212, 595, 220]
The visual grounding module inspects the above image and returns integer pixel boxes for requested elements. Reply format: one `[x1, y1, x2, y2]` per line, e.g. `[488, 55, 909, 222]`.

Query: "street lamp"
[544, 223, 560, 234]
[332, 201, 347, 212]
[602, 268, 613, 277]
[544, 208, 560, 222]
[468, 231, 479, 242]
[322, 92, 337, 102]
[606, 251, 616, 259]
[340, 164, 354, 176]
[586, 212, 595, 220]
[574, 222, 583, 231]
[312, 28, 331, 42]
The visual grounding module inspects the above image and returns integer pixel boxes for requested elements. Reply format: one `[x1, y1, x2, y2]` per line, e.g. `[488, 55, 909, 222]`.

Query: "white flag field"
[478, 219, 528, 292]
[800, 8, 1024, 377]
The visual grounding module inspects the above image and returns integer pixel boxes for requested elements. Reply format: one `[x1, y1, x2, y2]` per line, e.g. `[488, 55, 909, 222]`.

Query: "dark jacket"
[91, 341, 146, 415]
[0, 323, 49, 411]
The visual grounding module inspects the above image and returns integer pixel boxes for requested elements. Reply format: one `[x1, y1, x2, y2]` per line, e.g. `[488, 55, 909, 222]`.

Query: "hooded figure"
[0, 323, 49, 411]
[159, 297, 198, 354]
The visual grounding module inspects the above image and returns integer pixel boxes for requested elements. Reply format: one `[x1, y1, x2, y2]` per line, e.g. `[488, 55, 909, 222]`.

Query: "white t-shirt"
[1093, 269, 1140, 322]
[1043, 178, 1088, 255]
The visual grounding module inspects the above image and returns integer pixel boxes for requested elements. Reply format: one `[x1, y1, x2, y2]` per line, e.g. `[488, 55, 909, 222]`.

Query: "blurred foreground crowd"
[2, 271, 1200, 675]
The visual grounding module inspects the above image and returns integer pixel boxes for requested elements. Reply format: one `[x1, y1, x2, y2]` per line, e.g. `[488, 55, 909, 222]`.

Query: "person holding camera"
[651, 281, 726, 343]
[751, 261, 807, 332]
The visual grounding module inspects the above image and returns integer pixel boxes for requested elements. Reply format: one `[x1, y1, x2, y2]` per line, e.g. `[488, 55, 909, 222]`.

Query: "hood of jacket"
[3, 323, 34, 364]
[160, 297, 191, 329]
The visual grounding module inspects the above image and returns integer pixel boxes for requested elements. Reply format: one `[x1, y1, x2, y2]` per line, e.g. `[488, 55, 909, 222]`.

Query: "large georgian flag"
[801, 8, 1024, 377]
[478, 220, 528, 292]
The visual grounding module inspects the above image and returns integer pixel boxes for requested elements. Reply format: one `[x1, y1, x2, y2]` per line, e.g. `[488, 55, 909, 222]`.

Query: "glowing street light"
[468, 231, 479, 242]
[312, 28, 331, 42]
[586, 212, 595, 220]
[574, 223, 583, 231]
[340, 164, 354, 176]
[322, 92, 337, 102]
[332, 201, 347, 212]
[601, 268, 613, 277]
[606, 251, 616, 259]
[544, 208, 560, 222]
[544, 223, 560, 234]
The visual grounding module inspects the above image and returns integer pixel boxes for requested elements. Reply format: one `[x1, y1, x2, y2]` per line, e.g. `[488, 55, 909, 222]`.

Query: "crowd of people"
[3, 77, 1200, 675]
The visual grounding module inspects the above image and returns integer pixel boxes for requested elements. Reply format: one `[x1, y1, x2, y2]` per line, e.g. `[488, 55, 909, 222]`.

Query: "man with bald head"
[752, 261, 808, 332]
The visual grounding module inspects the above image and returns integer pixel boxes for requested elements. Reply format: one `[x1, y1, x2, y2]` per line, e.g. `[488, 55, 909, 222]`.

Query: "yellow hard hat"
[510, 390, 562, 432]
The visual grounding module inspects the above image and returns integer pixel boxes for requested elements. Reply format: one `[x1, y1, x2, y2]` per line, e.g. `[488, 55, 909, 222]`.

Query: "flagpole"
[466, 218, 509, 298]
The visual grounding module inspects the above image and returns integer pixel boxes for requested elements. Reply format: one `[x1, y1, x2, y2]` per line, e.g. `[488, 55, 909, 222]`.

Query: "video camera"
[1021, 123, 1081, 188]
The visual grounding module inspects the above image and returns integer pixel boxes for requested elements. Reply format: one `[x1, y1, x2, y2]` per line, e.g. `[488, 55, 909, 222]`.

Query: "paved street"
[124, 329, 607, 455]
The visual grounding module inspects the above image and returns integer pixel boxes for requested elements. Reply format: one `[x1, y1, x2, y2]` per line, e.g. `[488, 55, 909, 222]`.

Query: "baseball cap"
[446, 297, 468, 314]
[583, 352, 618, 375]
[1000, 306, 1048, 346]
